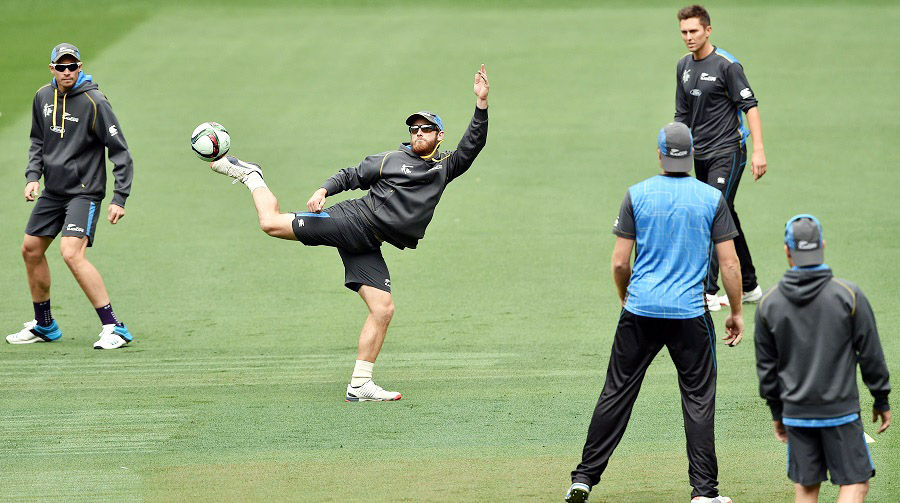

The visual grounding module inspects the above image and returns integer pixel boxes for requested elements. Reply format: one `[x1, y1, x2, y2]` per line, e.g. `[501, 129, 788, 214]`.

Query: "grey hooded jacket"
[27, 73, 133, 206]
[321, 106, 487, 249]
[755, 267, 891, 420]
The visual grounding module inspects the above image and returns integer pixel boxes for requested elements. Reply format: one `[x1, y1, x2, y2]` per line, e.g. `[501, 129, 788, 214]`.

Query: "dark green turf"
[1, 2, 898, 501]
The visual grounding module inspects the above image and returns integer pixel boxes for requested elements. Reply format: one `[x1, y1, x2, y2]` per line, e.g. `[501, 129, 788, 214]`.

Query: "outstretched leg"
[211, 156, 296, 240]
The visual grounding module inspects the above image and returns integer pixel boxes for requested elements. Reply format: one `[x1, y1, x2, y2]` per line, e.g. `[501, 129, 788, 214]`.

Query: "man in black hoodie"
[755, 214, 891, 502]
[209, 65, 489, 402]
[6, 43, 134, 350]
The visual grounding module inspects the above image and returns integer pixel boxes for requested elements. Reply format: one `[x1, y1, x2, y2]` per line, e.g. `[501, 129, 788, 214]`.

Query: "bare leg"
[22, 235, 53, 302]
[59, 236, 110, 308]
[250, 187, 299, 240]
[794, 483, 820, 503]
[356, 285, 394, 362]
[837, 482, 868, 503]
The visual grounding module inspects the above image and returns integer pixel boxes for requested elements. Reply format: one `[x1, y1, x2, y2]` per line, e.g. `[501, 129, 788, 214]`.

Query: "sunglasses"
[409, 124, 439, 134]
[53, 63, 81, 72]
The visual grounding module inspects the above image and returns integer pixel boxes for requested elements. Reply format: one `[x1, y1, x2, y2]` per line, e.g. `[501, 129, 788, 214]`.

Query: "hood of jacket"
[777, 266, 833, 306]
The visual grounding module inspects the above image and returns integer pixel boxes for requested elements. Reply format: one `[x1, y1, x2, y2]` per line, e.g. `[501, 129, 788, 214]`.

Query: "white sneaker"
[705, 294, 721, 312]
[691, 496, 733, 503]
[93, 324, 133, 350]
[6, 320, 62, 344]
[210, 156, 264, 185]
[742, 285, 763, 303]
[345, 380, 401, 402]
[565, 483, 590, 502]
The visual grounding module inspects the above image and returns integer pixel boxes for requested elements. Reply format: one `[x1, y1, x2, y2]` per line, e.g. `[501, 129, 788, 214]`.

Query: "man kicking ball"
[210, 65, 489, 401]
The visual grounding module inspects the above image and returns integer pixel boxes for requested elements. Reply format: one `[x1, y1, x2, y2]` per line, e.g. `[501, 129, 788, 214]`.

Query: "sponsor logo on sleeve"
[740, 88, 753, 99]
[614, 216, 619, 228]
[108, 125, 118, 137]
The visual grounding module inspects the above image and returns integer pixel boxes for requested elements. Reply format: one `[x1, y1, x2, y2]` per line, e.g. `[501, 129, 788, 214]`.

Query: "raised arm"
[445, 65, 490, 182]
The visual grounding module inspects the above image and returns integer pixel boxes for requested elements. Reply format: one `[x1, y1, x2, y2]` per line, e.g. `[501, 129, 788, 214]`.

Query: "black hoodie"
[755, 267, 891, 420]
[320, 107, 487, 249]
[27, 73, 133, 206]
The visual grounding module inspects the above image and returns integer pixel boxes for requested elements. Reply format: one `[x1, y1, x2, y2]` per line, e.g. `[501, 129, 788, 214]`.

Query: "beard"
[411, 137, 440, 156]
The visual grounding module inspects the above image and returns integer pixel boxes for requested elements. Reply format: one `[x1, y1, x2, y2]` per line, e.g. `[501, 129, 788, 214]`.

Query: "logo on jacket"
[690, 89, 702, 97]
[682, 69, 691, 83]
[43, 103, 53, 117]
[700, 72, 717, 82]
[109, 125, 118, 137]
[427, 164, 443, 172]
[740, 88, 753, 99]
[400, 164, 413, 175]
[384, 279, 391, 288]
[63, 113, 79, 123]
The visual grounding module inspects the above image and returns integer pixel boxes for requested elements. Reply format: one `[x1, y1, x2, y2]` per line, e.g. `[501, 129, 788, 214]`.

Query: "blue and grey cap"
[785, 214, 824, 266]
[51, 43, 81, 63]
[657, 122, 694, 173]
[406, 111, 443, 131]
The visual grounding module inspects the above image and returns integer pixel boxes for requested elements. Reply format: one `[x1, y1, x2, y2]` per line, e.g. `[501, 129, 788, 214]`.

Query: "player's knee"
[373, 300, 394, 323]
[59, 243, 85, 265]
[259, 215, 285, 237]
[21, 242, 44, 263]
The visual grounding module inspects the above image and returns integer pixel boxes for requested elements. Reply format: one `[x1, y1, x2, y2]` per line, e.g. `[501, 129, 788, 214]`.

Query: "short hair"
[677, 5, 711, 27]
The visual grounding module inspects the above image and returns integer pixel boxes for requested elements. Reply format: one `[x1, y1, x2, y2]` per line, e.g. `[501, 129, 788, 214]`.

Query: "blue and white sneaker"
[565, 483, 590, 503]
[6, 320, 62, 344]
[93, 324, 133, 350]
[210, 156, 264, 185]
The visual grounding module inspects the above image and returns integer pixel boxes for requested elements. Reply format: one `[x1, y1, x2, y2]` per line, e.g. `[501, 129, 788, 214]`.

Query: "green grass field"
[1, 1, 898, 501]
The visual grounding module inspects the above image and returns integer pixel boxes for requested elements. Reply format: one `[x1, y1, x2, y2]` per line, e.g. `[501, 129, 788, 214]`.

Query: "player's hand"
[773, 420, 787, 443]
[307, 188, 327, 213]
[723, 313, 744, 346]
[751, 149, 767, 181]
[108, 204, 125, 224]
[474, 64, 489, 107]
[24, 181, 40, 202]
[874, 408, 891, 434]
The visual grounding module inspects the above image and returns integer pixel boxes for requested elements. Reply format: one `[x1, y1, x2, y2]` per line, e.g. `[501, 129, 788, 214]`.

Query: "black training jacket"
[321, 106, 487, 249]
[27, 74, 133, 206]
[755, 267, 891, 421]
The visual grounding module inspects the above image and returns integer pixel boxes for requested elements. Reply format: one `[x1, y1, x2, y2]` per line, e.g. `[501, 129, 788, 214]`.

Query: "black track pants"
[571, 311, 721, 499]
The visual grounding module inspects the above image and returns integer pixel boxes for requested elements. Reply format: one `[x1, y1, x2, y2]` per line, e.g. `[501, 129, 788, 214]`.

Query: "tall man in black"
[566, 122, 743, 503]
[755, 215, 890, 503]
[210, 65, 489, 402]
[675, 5, 768, 309]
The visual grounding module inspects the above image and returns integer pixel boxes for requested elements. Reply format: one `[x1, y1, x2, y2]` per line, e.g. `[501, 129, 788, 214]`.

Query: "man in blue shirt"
[566, 122, 743, 503]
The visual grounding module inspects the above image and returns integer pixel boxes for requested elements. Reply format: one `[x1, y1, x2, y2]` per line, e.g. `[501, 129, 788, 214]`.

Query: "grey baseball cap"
[785, 214, 825, 267]
[405, 111, 443, 131]
[657, 122, 694, 173]
[51, 43, 81, 63]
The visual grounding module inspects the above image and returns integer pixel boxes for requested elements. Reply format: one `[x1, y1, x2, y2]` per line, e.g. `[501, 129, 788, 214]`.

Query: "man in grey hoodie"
[209, 65, 489, 402]
[755, 214, 891, 502]
[6, 43, 134, 350]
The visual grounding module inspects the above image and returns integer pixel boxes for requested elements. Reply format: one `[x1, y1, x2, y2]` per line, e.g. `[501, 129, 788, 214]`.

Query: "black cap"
[785, 214, 825, 267]
[51, 43, 81, 63]
[657, 122, 694, 173]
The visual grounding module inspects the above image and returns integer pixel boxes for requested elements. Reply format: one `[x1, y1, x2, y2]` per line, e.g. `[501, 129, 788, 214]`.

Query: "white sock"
[350, 360, 374, 387]
[245, 172, 267, 192]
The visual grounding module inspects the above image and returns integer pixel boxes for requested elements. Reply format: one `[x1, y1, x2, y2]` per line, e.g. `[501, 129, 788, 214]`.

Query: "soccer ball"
[191, 122, 231, 161]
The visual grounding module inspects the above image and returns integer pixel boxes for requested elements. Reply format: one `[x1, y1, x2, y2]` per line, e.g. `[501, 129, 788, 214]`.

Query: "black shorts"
[25, 195, 101, 246]
[291, 200, 391, 293]
[786, 416, 875, 486]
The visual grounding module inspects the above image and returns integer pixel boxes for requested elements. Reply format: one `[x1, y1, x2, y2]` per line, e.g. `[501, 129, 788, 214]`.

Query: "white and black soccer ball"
[191, 122, 231, 162]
